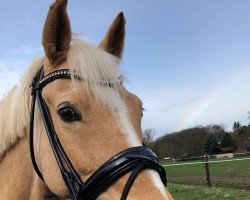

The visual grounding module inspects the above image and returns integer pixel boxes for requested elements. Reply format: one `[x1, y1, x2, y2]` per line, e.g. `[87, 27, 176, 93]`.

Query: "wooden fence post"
[204, 154, 211, 187]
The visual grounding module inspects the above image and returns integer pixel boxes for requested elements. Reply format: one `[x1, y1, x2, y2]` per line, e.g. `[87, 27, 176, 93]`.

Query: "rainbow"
[178, 66, 250, 130]
[178, 87, 223, 130]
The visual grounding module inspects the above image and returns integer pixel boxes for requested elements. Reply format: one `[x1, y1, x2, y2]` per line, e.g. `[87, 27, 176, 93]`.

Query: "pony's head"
[32, 0, 172, 199]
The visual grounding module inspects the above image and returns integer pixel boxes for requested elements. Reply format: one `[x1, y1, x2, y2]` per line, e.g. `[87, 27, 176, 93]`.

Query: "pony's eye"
[58, 106, 80, 122]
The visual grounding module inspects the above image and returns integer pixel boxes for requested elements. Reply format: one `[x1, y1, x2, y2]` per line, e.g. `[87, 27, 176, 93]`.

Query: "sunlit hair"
[0, 39, 124, 158]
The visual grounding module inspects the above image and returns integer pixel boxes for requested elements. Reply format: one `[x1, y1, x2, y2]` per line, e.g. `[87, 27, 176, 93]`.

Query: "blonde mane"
[0, 39, 123, 158]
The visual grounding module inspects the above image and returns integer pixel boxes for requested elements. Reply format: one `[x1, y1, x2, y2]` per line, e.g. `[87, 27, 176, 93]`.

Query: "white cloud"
[136, 87, 208, 136]
[134, 66, 250, 137]
[10, 45, 42, 55]
[0, 45, 43, 97]
[0, 57, 29, 98]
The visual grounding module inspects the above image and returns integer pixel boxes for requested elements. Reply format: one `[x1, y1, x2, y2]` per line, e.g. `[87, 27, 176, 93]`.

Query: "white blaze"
[148, 171, 168, 199]
[95, 87, 167, 198]
[116, 101, 141, 146]
[95, 87, 141, 146]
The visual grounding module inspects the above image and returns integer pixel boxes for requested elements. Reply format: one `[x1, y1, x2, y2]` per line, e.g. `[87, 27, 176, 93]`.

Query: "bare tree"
[248, 111, 250, 124]
[142, 129, 155, 147]
[206, 124, 225, 142]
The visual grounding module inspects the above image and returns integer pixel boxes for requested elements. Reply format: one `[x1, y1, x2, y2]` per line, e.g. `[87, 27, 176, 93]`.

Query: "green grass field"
[163, 156, 250, 189]
[168, 183, 250, 200]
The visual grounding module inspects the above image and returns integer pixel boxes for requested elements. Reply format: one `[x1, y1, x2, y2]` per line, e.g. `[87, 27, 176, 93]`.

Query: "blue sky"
[1, 0, 250, 137]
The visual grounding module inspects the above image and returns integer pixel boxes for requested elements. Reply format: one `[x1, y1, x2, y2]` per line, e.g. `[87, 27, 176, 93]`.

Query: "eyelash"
[142, 107, 145, 117]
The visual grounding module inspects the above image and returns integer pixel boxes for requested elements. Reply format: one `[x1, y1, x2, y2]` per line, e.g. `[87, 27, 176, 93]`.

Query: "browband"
[33, 68, 124, 92]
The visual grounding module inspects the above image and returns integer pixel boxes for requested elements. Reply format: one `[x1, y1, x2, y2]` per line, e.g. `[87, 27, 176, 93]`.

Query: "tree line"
[143, 122, 250, 160]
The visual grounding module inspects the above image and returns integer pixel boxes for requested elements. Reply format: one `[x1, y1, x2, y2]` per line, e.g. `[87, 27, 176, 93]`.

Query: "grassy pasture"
[168, 183, 250, 200]
[163, 156, 250, 189]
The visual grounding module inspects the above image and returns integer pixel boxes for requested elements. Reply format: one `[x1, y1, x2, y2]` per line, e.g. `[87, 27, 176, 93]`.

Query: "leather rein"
[29, 66, 167, 200]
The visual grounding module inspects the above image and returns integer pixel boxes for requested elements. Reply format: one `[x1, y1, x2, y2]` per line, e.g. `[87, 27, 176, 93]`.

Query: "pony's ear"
[98, 12, 126, 59]
[42, 0, 71, 67]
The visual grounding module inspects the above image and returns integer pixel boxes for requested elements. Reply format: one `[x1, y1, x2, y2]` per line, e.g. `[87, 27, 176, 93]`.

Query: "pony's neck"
[0, 134, 55, 200]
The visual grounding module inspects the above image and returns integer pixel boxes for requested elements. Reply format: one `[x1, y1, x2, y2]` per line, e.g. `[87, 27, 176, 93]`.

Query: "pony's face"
[40, 64, 144, 197]
[34, 0, 171, 199]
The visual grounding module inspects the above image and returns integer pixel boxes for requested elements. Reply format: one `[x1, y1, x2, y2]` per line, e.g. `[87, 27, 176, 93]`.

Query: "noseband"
[29, 66, 167, 200]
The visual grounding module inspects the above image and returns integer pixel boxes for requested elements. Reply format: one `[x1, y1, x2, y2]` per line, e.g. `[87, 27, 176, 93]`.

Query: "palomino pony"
[0, 0, 173, 199]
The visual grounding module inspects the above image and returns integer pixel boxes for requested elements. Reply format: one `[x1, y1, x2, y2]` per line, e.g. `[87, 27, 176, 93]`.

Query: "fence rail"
[162, 155, 250, 188]
[162, 157, 250, 167]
